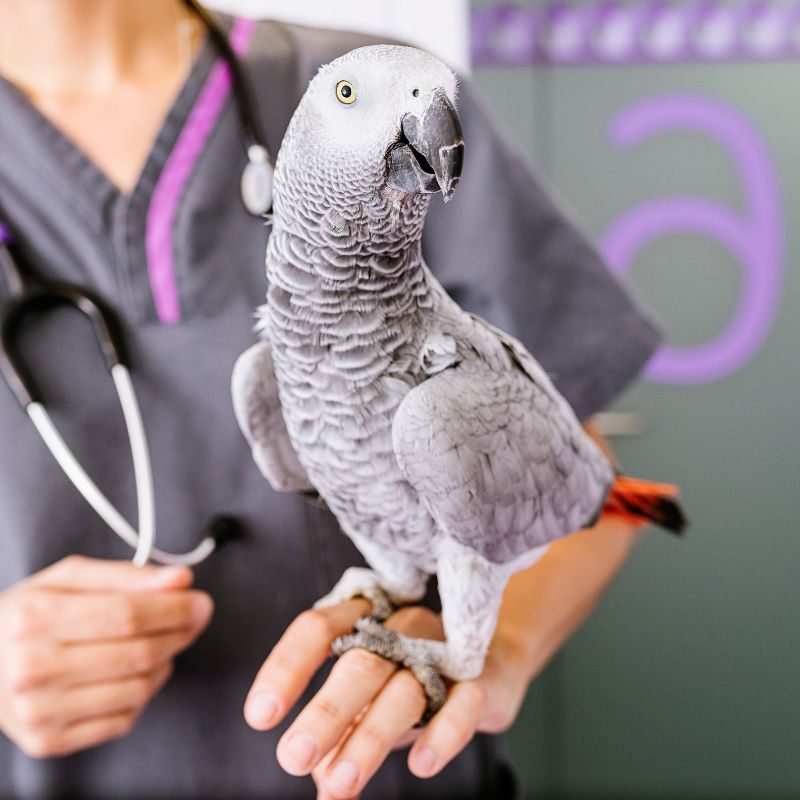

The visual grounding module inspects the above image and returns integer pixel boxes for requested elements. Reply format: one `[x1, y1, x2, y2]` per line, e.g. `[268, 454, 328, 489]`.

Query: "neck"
[0, 0, 197, 97]
[268, 228, 434, 343]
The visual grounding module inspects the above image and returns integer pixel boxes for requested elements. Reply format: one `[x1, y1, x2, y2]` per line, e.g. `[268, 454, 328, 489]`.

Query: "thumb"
[29, 555, 194, 593]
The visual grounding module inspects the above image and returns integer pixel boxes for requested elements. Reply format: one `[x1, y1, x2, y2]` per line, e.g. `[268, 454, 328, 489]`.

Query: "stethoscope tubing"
[26, 366, 157, 566]
[0, 246, 225, 567]
[0, 2, 262, 567]
[25, 361, 219, 567]
[0, 259, 230, 566]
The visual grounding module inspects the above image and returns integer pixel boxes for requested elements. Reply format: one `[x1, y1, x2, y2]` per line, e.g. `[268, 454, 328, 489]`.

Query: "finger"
[313, 728, 355, 800]
[11, 664, 173, 730]
[274, 606, 442, 775]
[55, 591, 212, 642]
[317, 790, 358, 800]
[276, 647, 397, 775]
[13, 629, 202, 691]
[244, 598, 369, 731]
[61, 662, 173, 725]
[317, 783, 360, 800]
[392, 728, 422, 751]
[20, 711, 139, 759]
[30, 556, 193, 593]
[407, 680, 486, 779]
[319, 670, 426, 799]
[8, 590, 213, 644]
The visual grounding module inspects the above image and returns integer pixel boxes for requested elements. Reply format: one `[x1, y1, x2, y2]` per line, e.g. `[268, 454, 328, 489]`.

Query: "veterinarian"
[0, 1, 661, 797]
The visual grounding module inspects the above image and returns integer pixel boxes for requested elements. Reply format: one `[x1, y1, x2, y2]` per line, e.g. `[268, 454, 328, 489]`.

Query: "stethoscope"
[0, 0, 274, 566]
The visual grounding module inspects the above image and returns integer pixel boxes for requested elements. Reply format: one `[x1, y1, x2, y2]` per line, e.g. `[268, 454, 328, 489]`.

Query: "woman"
[0, 1, 661, 798]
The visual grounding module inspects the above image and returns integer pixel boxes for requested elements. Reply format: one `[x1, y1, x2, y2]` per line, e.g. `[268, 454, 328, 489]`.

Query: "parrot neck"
[273, 158, 432, 256]
[266, 226, 436, 346]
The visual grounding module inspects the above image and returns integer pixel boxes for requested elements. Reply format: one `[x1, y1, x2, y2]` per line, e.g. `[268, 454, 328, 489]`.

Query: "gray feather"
[392, 315, 614, 564]
[233, 44, 619, 682]
[231, 341, 315, 493]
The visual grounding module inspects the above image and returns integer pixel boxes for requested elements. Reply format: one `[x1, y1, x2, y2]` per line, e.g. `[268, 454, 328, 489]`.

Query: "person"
[0, 2, 662, 798]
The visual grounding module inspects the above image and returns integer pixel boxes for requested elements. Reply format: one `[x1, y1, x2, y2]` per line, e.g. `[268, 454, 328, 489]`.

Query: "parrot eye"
[412, 89, 420, 97]
[336, 80, 356, 105]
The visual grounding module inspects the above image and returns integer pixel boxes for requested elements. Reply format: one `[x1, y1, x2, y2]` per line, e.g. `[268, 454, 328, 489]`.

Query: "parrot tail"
[604, 476, 687, 535]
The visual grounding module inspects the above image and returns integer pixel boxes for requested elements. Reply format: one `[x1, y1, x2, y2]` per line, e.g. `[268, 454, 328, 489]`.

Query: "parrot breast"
[264, 224, 444, 570]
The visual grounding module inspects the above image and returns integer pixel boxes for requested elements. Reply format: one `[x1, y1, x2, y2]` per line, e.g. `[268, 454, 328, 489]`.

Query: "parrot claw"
[314, 567, 398, 621]
[353, 585, 396, 622]
[332, 616, 447, 724]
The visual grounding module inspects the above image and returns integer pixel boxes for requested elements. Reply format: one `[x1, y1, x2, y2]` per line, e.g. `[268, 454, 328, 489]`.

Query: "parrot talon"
[313, 567, 399, 621]
[332, 616, 446, 725]
[356, 587, 396, 622]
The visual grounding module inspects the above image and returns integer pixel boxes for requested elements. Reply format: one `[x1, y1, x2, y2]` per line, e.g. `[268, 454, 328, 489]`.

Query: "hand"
[244, 601, 531, 800]
[0, 556, 214, 758]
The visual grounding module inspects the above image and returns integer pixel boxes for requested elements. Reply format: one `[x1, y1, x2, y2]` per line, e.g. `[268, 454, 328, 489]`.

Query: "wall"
[210, 1, 799, 796]
[471, 1, 800, 797]
[204, 0, 471, 72]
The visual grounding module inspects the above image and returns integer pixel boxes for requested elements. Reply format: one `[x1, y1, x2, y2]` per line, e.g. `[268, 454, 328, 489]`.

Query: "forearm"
[493, 514, 640, 683]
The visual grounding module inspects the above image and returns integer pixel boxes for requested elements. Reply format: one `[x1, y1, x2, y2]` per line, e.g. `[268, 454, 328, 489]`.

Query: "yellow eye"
[336, 80, 356, 105]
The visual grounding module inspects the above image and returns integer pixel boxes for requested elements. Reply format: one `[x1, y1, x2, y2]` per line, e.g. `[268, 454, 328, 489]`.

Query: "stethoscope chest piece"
[241, 144, 274, 216]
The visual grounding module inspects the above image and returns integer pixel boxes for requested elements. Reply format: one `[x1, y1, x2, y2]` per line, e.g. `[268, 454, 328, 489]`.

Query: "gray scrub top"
[0, 15, 661, 800]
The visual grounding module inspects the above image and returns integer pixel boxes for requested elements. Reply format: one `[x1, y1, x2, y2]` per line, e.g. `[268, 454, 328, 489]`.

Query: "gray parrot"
[232, 45, 684, 720]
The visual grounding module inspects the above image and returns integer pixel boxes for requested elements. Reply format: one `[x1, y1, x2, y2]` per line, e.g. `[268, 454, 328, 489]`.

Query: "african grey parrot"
[232, 45, 684, 719]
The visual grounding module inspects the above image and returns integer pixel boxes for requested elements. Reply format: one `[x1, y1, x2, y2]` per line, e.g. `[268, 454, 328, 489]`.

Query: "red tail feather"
[604, 475, 686, 535]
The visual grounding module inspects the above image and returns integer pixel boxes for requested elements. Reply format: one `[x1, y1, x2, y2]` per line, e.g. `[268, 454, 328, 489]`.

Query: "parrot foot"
[313, 567, 397, 622]
[332, 616, 446, 724]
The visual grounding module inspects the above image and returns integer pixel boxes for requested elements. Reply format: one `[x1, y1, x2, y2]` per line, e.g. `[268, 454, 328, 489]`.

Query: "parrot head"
[277, 45, 464, 215]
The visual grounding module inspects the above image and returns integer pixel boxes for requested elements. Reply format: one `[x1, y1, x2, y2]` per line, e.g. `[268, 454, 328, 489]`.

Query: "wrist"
[489, 623, 536, 685]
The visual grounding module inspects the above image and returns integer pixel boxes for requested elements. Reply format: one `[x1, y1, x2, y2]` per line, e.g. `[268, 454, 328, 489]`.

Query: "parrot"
[232, 44, 685, 721]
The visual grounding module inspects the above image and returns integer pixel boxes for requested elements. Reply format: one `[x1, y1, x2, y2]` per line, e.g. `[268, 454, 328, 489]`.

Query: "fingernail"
[281, 731, 318, 774]
[191, 594, 214, 627]
[413, 746, 437, 776]
[158, 566, 192, 585]
[245, 692, 279, 729]
[330, 760, 359, 793]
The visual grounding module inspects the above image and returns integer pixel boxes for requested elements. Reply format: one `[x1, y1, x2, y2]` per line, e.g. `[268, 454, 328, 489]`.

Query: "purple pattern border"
[145, 17, 257, 325]
[472, 1, 800, 66]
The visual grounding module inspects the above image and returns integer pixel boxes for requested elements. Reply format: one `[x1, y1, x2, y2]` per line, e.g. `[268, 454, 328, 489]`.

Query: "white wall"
[204, 0, 471, 72]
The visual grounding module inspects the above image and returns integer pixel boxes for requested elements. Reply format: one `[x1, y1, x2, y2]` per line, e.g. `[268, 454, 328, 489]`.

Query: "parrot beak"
[386, 88, 464, 203]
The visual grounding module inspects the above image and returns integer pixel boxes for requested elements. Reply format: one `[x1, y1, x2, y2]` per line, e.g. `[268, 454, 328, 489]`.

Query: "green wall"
[472, 4, 800, 797]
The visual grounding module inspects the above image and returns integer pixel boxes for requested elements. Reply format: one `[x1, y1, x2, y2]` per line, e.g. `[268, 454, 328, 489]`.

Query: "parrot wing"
[392, 318, 614, 564]
[231, 340, 316, 494]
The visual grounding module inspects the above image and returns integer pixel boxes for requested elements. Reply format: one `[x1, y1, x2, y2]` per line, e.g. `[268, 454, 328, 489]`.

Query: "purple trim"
[471, 1, 800, 66]
[145, 17, 257, 325]
[0, 223, 12, 245]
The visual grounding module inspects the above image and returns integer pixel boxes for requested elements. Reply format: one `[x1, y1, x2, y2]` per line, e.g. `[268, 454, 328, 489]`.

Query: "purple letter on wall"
[601, 93, 784, 384]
